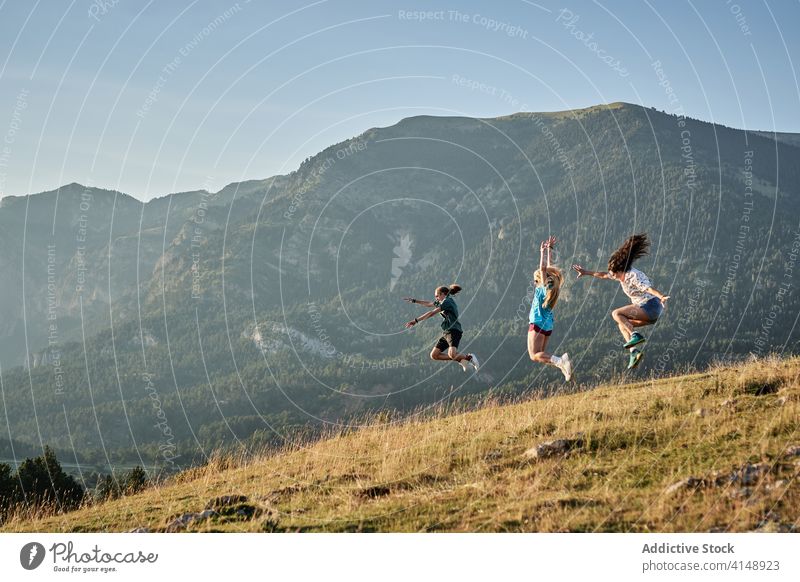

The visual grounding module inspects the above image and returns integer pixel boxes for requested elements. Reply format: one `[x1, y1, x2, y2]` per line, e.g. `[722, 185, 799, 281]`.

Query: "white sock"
[551, 355, 562, 365]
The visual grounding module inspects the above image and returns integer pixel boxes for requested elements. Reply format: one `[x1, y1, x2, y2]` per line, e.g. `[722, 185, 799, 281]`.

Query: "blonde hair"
[534, 266, 563, 309]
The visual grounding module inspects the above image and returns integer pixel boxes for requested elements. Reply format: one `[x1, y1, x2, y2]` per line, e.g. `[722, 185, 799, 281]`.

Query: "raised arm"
[545, 235, 557, 268]
[539, 240, 547, 274]
[571, 264, 612, 280]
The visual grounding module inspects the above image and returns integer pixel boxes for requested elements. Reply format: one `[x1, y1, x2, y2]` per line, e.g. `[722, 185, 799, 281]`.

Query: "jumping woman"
[572, 233, 670, 369]
[528, 235, 572, 381]
[403, 285, 479, 373]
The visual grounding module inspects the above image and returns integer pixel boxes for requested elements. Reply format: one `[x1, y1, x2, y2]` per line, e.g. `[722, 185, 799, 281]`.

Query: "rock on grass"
[664, 477, 705, 496]
[523, 437, 583, 460]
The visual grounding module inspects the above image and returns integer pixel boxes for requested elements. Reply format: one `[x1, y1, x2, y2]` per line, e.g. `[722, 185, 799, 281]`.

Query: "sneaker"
[628, 349, 644, 369]
[468, 353, 480, 372]
[623, 332, 646, 349]
[559, 353, 572, 381]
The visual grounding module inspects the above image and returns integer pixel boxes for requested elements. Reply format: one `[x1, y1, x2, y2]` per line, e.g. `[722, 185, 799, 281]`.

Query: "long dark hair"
[608, 233, 650, 273]
[435, 284, 462, 297]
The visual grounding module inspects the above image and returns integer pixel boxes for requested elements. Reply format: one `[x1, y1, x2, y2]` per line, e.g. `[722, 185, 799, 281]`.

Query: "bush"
[15, 446, 84, 512]
[0, 463, 15, 515]
[94, 466, 149, 502]
[122, 466, 148, 495]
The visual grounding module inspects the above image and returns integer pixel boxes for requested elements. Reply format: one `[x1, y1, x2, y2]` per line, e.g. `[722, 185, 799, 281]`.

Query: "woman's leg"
[447, 346, 470, 363]
[528, 329, 571, 379]
[527, 330, 552, 364]
[611, 305, 653, 341]
[432, 333, 471, 364]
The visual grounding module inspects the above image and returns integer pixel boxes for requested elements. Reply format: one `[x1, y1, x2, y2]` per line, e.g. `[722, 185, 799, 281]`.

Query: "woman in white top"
[571, 233, 670, 369]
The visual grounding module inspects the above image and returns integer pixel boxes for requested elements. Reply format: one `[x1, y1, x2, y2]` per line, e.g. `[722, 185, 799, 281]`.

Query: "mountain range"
[0, 101, 797, 472]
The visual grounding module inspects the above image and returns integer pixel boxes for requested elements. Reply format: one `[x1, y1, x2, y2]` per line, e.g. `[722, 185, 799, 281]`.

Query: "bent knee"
[429, 351, 439, 360]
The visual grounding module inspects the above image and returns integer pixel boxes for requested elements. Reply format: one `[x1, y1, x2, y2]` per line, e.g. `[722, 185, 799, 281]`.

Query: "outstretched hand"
[404, 320, 417, 329]
[661, 295, 670, 308]
[572, 264, 586, 278]
[402, 297, 414, 303]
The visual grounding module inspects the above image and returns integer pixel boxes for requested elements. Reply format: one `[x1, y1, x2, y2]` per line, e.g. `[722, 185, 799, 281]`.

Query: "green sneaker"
[628, 349, 644, 370]
[623, 332, 646, 349]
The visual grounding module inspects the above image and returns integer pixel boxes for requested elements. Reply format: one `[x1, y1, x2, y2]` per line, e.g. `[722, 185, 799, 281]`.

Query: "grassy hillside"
[4, 356, 799, 533]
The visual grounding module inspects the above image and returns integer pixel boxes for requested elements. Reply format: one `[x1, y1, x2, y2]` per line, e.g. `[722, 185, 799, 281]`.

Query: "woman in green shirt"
[403, 284, 480, 373]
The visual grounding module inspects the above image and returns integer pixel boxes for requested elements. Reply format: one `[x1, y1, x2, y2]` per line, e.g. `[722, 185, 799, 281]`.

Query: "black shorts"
[435, 329, 462, 351]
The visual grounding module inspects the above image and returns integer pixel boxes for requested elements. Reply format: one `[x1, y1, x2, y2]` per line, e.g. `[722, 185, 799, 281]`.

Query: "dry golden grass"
[4, 356, 799, 533]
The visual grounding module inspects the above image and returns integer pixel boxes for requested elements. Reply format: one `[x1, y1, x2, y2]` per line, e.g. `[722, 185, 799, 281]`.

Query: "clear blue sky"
[0, 0, 798, 200]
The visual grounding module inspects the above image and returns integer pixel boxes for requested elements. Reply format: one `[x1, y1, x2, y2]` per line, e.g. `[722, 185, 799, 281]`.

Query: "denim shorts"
[640, 297, 663, 321]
